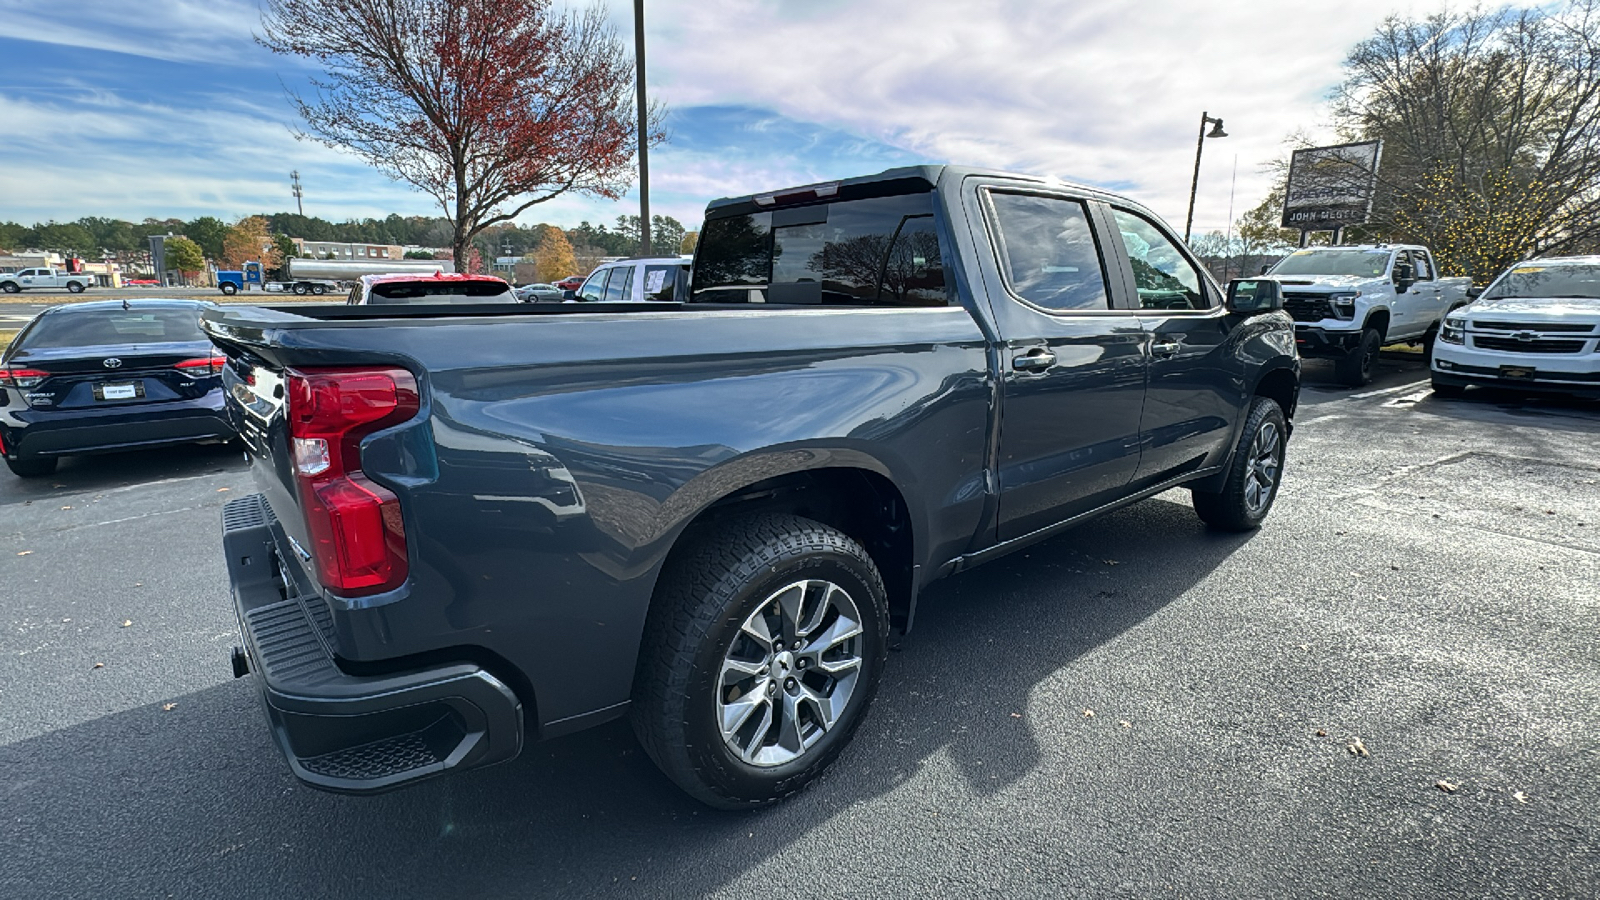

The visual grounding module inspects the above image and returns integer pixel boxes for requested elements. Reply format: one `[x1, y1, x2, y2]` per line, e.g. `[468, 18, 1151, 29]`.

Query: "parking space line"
[1349, 380, 1431, 400]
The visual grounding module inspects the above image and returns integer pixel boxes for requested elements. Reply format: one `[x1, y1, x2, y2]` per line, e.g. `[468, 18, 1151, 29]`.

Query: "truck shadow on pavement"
[0, 497, 1254, 899]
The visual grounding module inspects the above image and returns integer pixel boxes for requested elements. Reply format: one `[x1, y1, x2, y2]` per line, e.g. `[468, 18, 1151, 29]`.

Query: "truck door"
[1405, 249, 1444, 334]
[1104, 206, 1242, 484]
[968, 185, 1146, 541]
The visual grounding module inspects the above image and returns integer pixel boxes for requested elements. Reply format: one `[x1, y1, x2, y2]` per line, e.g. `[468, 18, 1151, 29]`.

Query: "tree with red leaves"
[259, 0, 658, 267]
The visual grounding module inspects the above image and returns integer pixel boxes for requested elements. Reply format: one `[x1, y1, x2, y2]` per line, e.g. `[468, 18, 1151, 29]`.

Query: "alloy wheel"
[1243, 420, 1282, 514]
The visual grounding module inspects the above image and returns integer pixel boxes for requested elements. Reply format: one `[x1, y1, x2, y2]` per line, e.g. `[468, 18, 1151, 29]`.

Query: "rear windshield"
[21, 308, 205, 348]
[691, 192, 948, 306]
[367, 280, 515, 303]
[1483, 264, 1600, 300]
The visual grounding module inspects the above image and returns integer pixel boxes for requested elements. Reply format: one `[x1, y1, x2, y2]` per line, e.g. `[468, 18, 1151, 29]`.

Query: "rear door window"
[691, 193, 947, 306]
[603, 265, 633, 302]
[985, 192, 1110, 312]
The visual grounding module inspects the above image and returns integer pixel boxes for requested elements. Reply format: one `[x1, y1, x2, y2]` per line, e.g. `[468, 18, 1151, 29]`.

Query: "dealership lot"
[1, 356, 1596, 899]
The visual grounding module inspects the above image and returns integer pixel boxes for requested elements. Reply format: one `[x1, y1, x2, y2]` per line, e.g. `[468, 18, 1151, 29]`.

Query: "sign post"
[1282, 140, 1382, 245]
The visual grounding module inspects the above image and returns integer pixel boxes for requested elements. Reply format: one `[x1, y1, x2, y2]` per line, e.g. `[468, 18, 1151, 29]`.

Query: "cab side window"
[985, 192, 1110, 311]
[1410, 251, 1433, 280]
[578, 269, 607, 302]
[1108, 208, 1209, 310]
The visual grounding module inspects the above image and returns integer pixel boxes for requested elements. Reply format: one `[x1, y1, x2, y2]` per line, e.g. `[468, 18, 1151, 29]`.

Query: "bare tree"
[1333, 1, 1600, 279]
[259, 0, 661, 267]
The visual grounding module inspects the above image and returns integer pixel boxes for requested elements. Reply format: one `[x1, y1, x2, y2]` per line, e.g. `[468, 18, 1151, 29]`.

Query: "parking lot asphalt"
[1, 354, 1596, 899]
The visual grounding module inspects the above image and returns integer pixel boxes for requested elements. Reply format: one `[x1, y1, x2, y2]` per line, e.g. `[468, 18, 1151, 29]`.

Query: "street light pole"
[633, 0, 651, 258]
[1184, 112, 1227, 244]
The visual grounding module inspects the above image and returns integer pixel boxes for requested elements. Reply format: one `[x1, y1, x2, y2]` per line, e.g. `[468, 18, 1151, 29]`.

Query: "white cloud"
[0, 0, 261, 65]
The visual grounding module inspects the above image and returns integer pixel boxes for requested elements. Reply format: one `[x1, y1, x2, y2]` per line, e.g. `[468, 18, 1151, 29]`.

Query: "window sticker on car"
[644, 268, 667, 294]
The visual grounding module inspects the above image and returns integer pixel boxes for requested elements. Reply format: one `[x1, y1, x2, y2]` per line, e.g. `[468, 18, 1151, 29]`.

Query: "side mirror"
[1226, 278, 1283, 314]
[1393, 262, 1415, 292]
[1259, 264, 1271, 276]
[561, 289, 578, 301]
[1466, 285, 1483, 299]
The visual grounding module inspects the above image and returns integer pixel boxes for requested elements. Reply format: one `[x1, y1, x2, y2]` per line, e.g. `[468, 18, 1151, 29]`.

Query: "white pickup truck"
[0, 267, 94, 294]
[1262, 244, 1470, 385]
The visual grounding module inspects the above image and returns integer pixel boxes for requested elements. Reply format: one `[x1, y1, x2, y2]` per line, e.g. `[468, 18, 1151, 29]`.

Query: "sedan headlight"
[1327, 291, 1359, 319]
[1440, 317, 1466, 344]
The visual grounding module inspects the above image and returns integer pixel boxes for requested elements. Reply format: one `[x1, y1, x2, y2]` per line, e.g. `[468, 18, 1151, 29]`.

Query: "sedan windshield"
[1483, 264, 1600, 300]
[1270, 249, 1393, 278]
[20, 308, 205, 348]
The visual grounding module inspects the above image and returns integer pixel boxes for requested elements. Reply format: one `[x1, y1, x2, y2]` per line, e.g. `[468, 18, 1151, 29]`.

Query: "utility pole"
[290, 171, 304, 216]
[633, 0, 651, 257]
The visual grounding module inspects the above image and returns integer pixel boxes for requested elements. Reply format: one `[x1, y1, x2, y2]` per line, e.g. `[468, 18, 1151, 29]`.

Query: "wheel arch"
[1253, 364, 1300, 425]
[1364, 307, 1391, 341]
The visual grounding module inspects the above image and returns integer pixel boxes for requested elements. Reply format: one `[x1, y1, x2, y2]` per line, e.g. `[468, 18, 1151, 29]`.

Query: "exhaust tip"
[231, 645, 251, 679]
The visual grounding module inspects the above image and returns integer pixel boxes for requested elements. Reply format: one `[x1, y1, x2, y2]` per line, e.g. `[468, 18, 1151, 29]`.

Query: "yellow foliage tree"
[680, 230, 699, 254]
[533, 228, 578, 283]
[222, 216, 282, 270]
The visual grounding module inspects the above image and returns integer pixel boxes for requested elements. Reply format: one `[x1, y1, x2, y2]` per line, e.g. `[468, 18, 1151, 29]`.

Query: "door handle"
[1012, 349, 1056, 372]
[1150, 339, 1183, 358]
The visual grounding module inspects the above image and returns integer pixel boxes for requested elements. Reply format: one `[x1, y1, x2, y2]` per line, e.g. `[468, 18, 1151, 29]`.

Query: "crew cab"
[201, 165, 1301, 809]
[1432, 255, 1600, 399]
[1262, 244, 1469, 385]
[0, 267, 94, 294]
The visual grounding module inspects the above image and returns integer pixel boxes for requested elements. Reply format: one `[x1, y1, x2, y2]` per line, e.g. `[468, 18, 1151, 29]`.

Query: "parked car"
[202, 164, 1300, 808]
[1260, 244, 1470, 385]
[0, 300, 234, 477]
[0, 267, 94, 294]
[572, 256, 690, 302]
[345, 272, 517, 305]
[513, 282, 564, 303]
[1431, 255, 1600, 399]
[555, 275, 586, 292]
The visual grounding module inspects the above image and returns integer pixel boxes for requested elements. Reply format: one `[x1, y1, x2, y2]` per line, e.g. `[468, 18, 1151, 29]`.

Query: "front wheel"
[632, 514, 889, 809]
[219, 282, 238, 296]
[5, 455, 58, 478]
[1192, 396, 1288, 532]
[1334, 327, 1382, 386]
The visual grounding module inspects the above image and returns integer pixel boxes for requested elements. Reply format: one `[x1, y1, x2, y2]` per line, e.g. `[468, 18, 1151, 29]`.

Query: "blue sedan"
[0, 300, 236, 477]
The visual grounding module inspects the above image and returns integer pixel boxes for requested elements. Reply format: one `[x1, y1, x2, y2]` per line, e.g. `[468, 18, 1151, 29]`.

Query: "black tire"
[312, 284, 327, 295]
[219, 282, 238, 296]
[1431, 378, 1466, 399]
[1191, 396, 1288, 532]
[5, 455, 58, 478]
[67, 282, 85, 294]
[1421, 324, 1439, 364]
[1334, 327, 1382, 386]
[1, 282, 18, 294]
[293, 283, 309, 295]
[631, 513, 890, 809]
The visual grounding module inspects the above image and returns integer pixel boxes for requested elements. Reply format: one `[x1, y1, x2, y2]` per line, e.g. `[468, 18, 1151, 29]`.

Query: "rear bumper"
[2, 394, 234, 458]
[1293, 326, 1363, 358]
[223, 494, 524, 794]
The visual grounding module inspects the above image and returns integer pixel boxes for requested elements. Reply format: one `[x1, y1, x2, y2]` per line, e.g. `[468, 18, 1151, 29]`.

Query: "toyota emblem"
[102, 358, 123, 368]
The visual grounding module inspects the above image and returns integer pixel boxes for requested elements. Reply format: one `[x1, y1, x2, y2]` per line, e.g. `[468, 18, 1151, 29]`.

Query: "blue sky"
[0, 0, 1454, 237]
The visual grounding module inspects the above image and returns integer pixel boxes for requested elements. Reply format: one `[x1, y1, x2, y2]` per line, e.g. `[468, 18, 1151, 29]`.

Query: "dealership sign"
[1282, 140, 1383, 229]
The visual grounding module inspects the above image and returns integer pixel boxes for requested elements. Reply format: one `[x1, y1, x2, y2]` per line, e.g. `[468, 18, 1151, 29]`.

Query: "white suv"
[1431, 255, 1600, 399]
[573, 257, 691, 303]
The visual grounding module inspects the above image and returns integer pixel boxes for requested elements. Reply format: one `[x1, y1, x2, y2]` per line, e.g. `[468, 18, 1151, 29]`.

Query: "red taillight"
[175, 356, 227, 377]
[286, 367, 419, 597]
[0, 368, 49, 388]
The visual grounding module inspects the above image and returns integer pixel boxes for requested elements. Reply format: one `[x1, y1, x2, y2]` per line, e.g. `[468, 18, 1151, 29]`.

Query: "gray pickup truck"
[202, 165, 1301, 808]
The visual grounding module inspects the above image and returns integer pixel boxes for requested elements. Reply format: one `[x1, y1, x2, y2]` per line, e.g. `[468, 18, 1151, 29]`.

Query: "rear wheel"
[632, 514, 889, 809]
[0, 283, 17, 293]
[312, 284, 327, 295]
[1334, 327, 1382, 386]
[1421, 323, 1439, 364]
[1192, 396, 1287, 532]
[67, 282, 85, 294]
[1431, 378, 1466, 399]
[5, 455, 58, 478]
[292, 283, 309, 295]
